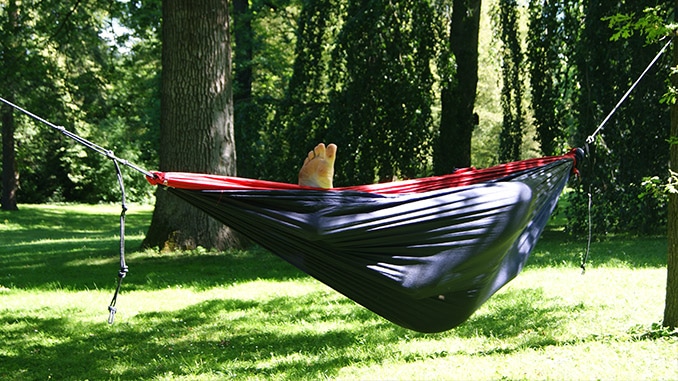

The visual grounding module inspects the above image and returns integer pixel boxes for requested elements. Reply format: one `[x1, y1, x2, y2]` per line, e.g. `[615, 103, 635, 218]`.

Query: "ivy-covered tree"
[328, 0, 436, 184]
[527, 0, 580, 156]
[496, 0, 524, 162]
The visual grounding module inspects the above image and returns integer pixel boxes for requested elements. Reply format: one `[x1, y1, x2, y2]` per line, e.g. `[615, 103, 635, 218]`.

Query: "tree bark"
[664, 14, 678, 329]
[143, 0, 242, 250]
[434, 0, 481, 174]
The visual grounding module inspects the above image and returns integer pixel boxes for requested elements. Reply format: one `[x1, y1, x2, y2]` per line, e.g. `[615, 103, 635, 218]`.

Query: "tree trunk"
[1, 100, 19, 211]
[434, 0, 481, 174]
[1, 0, 19, 211]
[143, 0, 242, 250]
[664, 16, 678, 329]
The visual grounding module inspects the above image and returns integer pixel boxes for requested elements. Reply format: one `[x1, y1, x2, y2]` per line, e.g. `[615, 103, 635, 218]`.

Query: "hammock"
[0, 95, 587, 332]
[146, 149, 583, 333]
[1, 38, 668, 332]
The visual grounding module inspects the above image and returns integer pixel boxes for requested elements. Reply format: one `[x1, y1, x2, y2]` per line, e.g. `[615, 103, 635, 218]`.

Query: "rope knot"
[118, 266, 128, 279]
[585, 135, 595, 145]
[107, 306, 117, 324]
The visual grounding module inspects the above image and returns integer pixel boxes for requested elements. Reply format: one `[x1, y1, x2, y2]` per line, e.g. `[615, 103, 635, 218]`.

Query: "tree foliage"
[328, 0, 436, 184]
[602, 0, 678, 330]
[0, 0, 159, 205]
[263, 0, 437, 186]
[233, 0, 300, 179]
[261, 0, 338, 183]
[526, 0, 580, 156]
[496, 0, 524, 162]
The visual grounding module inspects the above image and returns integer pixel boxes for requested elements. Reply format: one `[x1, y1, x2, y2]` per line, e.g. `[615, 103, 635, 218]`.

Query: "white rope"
[0, 96, 155, 178]
[586, 38, 672, 144]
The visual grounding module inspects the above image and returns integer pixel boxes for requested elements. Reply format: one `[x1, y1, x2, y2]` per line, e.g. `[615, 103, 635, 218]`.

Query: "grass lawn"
[1, 203, 676, 380]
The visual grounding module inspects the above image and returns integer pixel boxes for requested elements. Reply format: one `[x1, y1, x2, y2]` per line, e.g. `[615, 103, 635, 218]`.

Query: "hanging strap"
[581, 189, 592, 274]
[108, 159, 129, 324]
[581, 38, 672, 273]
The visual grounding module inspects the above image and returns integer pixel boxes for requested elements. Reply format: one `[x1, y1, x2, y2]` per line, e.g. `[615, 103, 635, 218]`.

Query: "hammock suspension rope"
[586, 37, 672, 146]
[107, 159, 129, 324]
[0, 97, 154, 178]
[579, 37, 672, 273]
[0, 96, 151, 324]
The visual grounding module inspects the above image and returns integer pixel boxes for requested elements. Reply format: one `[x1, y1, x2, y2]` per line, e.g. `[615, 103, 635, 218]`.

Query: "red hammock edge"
[146, 148, 583, 195]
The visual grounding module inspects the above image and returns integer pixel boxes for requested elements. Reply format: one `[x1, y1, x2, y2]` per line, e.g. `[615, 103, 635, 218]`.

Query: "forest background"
[0, 0, 673, 239]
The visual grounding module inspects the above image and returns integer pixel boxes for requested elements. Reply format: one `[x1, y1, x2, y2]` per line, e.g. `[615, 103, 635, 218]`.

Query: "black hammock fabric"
[147, 148, 583, 333]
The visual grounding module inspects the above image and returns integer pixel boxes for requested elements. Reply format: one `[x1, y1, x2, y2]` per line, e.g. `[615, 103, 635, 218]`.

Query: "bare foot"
[298, 143, 337, 188]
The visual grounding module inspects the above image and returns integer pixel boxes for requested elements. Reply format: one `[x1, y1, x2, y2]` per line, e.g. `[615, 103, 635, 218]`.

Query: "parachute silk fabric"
[147, 148, 583, 333]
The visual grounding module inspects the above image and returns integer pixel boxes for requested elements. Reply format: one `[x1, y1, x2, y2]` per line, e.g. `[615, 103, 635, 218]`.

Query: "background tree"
[227, 0, 300, 181]
[3, 0, 675, 278]
[1, 0, 143, 206]
[496, 0, 524, 162]
[266, 0, 338, 183]
[0, 0, 19, 211]
[105, 0, 162, 196]
[268, 0, 437, 185]
[526, 0, 580, 156]
[143, 0, 241, 250]
[668, 23, 677, 328]
[1, 96, 17, 210]
[233, 0, 256, 179]
[434, 0, 482, 173]
[605, 0, 678, 331]
[328, 0, 436, 184]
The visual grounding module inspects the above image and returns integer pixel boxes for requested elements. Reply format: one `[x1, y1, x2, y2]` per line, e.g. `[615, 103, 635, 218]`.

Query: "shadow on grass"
[1, 243, 306, 292]
[0, 291, 399, 380]
[0, 284, 594, 380]
[1, 205, 150, 290]
[0, 201, 671, 378]
[0, 205, 305, 292]
[450, 288, 587, 356]
[0, 204, 149, 244]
